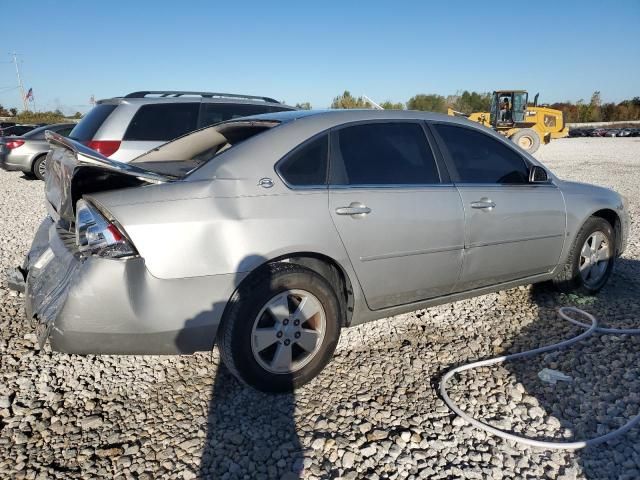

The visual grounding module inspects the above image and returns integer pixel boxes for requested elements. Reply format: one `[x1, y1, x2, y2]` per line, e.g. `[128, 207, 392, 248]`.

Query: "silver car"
[0, 123, 75, 179]
[18, 110, 629, 392]
[69, 90, 295, 163]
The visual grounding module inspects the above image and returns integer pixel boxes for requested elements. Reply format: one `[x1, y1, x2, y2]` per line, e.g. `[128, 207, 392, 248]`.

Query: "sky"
[1, 0, 638, 114]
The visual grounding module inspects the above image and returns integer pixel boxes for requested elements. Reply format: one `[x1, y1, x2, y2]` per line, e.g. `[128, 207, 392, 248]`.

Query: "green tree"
[451, 91, 491, 114]
[380, 100, 404, 110]
[295, 102, 312, 110]
[0, 104, 9, 116]
[73, 111, 83, 119]
[330, 91, 371, 109]
[9, 108, 17, 116]
[589, 91, 602, 122]
[406, 94, 447, 113]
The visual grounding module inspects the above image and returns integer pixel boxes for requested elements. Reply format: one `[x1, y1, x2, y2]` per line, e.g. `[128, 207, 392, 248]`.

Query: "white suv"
[69, 90, 295, 162]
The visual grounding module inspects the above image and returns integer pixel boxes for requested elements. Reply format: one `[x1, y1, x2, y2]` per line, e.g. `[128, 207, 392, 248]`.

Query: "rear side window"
[200, 103, 291, 127]
[434, 124, 529, 184]
[332, 123, 440, 185]
[278, 134, 328, 186]
[69, 104, 117, 141]
[124, 103, 199, 141]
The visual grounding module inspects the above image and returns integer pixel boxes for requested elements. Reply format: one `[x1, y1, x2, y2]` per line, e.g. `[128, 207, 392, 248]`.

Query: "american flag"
[25, 88, 34, 101]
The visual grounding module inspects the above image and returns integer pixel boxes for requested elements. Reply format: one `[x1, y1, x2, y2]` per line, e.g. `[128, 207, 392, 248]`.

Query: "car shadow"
[491, 258, 640, 478]
[175, 255, 304, 479]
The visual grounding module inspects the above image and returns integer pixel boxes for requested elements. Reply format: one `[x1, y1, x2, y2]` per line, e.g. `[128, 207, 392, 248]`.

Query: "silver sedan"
[0, 123, 75, 179]
[17, 110, 629, 392]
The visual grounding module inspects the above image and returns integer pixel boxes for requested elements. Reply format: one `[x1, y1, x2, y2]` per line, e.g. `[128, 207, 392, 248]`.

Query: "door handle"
[335, 202, 371, 217]
[470, 199, 496, 210]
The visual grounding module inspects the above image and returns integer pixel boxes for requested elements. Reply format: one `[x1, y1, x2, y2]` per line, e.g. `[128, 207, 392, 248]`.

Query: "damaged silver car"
[16, 110, 629, 392]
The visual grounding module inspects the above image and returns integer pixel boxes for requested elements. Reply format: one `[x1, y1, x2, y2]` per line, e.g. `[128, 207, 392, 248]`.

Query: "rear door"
[328, 121, 465, 310]
[115, 102, 200, 162]
[431, 122, 566, 291]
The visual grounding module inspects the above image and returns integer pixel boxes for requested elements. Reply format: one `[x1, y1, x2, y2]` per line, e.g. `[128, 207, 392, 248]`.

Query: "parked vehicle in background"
[69, 91, 296, 162]
[617, 128, 634, 137]
[0, 124, 39, 137]
[568, 128, 587, 137]
[17, 110, 629, 392]
[591, 128, 607, 137]
[604, 129, 620, 137]
[0, 123, 75, 179]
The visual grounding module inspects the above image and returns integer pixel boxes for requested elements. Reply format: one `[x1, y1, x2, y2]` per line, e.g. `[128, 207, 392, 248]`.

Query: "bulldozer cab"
[490, 90, 528, 127]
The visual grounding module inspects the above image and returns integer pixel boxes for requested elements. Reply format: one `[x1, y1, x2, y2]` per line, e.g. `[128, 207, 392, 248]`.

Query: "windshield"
[129, 120, 280, 178]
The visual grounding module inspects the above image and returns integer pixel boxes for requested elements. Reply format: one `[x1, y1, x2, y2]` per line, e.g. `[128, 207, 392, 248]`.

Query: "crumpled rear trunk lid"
[44, 131, 169, 225]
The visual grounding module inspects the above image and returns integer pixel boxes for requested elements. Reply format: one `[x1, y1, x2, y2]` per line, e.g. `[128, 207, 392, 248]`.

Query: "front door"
[327, 121, 465, 310]
[431, 122, 566, 291]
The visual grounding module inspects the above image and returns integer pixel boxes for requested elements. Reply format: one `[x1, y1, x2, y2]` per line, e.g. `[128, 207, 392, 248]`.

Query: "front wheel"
[553, 217, 615, 294]
[217, 263, 342, 392]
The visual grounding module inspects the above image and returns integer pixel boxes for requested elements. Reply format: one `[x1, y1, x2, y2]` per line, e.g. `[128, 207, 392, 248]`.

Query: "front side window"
[278, 134, 328, 186]
[434, 124, 529, 184]
[124, 103, 199, 141]
[332, 123, 439, 185]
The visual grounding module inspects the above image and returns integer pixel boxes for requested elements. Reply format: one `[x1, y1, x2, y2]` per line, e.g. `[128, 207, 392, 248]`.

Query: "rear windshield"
[130, 121, 279, 178]
[69, 104, 117, 141]
[124, 103, 199, 141]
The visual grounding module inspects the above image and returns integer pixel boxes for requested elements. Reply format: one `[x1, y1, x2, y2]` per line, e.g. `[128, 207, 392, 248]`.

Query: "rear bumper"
[24, 217, 243, 354]
[0, 150, 33, 173]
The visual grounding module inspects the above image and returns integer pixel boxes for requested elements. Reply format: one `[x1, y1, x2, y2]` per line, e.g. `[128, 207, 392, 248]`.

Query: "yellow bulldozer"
[447, 90, 568, 153]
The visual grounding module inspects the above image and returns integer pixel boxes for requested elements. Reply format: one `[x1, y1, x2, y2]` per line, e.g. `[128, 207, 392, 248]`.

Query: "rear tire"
[511, 128, 541, 154]
[217, 262, 342, 393]
[32, 155, 47, 181]
[552, 217, 615, 295]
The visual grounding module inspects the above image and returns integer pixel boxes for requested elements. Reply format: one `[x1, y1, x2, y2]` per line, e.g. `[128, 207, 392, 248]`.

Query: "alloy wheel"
[250, 289, 326, 374]
[579, 231, 610, 287]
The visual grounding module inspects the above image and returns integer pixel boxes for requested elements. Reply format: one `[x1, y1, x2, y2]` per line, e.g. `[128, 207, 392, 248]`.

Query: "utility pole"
[12, 52, 28, 112]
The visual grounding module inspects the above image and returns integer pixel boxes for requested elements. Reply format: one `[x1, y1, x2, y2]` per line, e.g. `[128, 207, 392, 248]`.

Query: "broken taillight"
[75, 199, 136, 258]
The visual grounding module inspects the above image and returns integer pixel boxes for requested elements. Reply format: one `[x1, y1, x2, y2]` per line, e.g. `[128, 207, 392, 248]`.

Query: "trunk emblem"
[258, 177, 274, 189]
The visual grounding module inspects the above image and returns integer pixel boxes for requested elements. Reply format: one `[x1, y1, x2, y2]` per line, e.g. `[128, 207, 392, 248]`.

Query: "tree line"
[303, 90, 640, 122]
[327, 90, 492, 114]
[549, 92, 640, 123]
[0, 105, 83, 124]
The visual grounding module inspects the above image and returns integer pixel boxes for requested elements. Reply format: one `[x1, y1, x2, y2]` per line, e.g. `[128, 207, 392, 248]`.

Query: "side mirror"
[529, 165, 548, 183]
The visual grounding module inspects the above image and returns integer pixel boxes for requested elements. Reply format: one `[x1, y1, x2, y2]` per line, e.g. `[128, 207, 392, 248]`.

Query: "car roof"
[240, 108, 476, 128]
[97, 91, 294, 109]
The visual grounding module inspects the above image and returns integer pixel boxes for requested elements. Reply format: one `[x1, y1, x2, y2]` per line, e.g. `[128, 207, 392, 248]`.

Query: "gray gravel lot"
[1, 137, 639, 479]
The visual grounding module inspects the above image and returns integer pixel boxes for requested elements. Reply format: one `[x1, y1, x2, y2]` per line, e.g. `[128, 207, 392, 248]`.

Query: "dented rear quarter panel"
[87, 176, 356, 283]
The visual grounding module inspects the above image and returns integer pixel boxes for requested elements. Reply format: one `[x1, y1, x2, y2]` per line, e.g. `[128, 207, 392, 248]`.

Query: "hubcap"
[38, 159, 47, 178]
[579, 231, 610, 287]
[518, 135, 533, 149]
[251, 289, 326, 374]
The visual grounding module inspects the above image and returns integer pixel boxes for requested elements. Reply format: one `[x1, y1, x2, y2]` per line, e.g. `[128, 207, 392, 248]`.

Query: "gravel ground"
[1, 137, 639, 480]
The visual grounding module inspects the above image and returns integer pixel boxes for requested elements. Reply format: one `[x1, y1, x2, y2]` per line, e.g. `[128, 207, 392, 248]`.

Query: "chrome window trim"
[328, 183, 455, 190]
[453, 181, 557, 188]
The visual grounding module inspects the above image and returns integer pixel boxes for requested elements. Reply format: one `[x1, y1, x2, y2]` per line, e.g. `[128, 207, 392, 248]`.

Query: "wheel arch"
[230, 251, 356, 327]
[590, 208, 622, 255]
